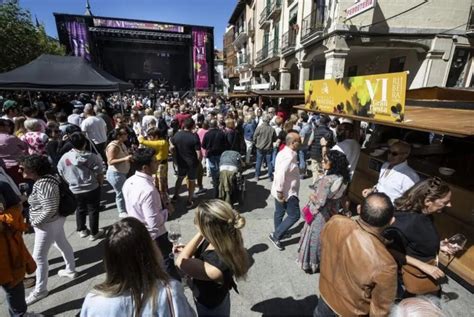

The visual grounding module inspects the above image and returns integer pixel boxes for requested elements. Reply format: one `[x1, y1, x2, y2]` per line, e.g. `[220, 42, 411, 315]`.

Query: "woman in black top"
[384, 177, 456, 297]
[176, 199, 249, 316]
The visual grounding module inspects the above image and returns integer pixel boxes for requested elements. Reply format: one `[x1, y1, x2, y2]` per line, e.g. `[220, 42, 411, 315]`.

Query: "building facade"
[223, 25, 240, 92]
[225, 0, 474, 92]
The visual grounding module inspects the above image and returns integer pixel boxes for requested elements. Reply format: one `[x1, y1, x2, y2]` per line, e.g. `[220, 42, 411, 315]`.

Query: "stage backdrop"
[192, 29, 209, 90]
[304, 71, 407, 122]
[65, 21, 91, 61]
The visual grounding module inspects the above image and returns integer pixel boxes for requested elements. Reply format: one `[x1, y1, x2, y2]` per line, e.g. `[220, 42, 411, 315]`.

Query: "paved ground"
[1, 168, 473, 316]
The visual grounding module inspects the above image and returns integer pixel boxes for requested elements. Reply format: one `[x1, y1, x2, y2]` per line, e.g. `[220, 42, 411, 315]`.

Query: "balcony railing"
[281, 29, 297, 52]
[237, 53, 251, 66]
[259, 0, 281, 26]
[268, 0, 282, 20]
[301, 6, 327, 39]
[256, 41, 278, 63]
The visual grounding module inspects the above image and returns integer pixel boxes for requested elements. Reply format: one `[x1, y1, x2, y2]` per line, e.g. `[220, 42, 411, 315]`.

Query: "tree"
[0, 1, 65, 72]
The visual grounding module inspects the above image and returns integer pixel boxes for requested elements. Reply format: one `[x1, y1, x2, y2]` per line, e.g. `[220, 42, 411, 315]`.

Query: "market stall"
[296, 73, 474, 291]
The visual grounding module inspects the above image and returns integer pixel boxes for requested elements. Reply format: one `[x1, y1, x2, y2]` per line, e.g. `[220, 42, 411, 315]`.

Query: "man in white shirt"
[80, 104, 107, 161]
[362, 141, 419, 202]
[269, 132, 301, 250]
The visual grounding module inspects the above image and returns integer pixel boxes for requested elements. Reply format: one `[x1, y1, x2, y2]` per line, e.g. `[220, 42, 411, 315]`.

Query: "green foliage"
[0, 1, 65, 72]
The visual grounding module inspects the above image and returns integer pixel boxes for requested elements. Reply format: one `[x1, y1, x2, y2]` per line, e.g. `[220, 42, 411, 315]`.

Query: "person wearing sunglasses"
[362, 141, 419, 203]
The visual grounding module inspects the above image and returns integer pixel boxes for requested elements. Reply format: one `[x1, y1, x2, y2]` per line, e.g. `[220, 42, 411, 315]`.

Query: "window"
[389, 56, 405, 73]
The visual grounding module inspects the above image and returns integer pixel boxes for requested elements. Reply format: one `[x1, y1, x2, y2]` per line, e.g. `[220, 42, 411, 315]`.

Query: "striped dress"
[28, 175, 61, 226]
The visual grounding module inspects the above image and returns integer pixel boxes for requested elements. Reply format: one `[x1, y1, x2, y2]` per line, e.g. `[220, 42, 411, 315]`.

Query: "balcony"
[268, 0, 282, 20]
[468, 6, 474, 36]
[259, 0, 282, 27]
[281, 29, 297, 54]
[233, 28, 248, 48]
[236, 53, 252, 72]
[256, 41, 279, 64]
[301, 6, 327, 43]
[259, 5, 271, 28]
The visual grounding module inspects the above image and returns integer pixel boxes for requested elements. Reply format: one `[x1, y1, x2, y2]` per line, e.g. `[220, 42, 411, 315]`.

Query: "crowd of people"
[0, 92, 461, 316]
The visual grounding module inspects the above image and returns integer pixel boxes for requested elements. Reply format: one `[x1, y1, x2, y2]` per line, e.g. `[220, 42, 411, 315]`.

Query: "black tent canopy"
[0, 54, 133, 92]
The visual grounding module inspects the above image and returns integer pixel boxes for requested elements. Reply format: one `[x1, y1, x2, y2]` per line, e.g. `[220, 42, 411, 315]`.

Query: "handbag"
[401, 259, 440, 295]
[302, 203, 314, 224]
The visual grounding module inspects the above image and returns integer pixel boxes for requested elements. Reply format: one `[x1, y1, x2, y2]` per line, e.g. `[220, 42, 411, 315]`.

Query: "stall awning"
[229, 89, 304, 99]
[294, 104, 474, 138]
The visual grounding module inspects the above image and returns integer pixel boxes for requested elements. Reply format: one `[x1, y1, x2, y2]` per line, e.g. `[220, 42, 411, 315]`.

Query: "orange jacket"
[0, 204, 36, 287]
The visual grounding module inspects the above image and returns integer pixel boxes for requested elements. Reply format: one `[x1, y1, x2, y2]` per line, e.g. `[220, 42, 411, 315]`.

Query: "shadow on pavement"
[239, 179, 270, 213]
[41, 297, 85, 316]
[251, 294, 318, 316]
[247, 243, 269, 268]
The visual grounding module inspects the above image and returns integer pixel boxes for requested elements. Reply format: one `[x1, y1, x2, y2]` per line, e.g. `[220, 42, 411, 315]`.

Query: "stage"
[54, 13, 214, 91]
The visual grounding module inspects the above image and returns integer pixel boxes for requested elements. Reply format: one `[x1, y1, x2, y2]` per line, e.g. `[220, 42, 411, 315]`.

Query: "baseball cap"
[3, 100, 17, 111]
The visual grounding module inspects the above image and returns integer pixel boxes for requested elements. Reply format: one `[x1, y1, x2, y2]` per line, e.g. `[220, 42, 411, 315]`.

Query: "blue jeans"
[207, 155, 221, 190]
[298, 149, 307, 172]
[271, 147, 278, 167]
[2, 282, 27, 317]
[195, 293, 230, 317]
[106, 169, 127, 214]
[255, 149, 273, 180]
[313, 297, 337, 317]
[274, 196, 300, 240]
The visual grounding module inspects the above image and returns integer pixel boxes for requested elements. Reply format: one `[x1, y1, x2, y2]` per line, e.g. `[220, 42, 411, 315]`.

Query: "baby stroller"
[218, 150, 246, 206]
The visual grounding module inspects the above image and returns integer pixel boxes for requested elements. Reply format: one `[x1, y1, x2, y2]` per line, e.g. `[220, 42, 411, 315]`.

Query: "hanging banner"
[304, 71, 407, 122]
[192, 29, 209, 90]
[93, 18, 184, 33]
[65, 21, 91, 61]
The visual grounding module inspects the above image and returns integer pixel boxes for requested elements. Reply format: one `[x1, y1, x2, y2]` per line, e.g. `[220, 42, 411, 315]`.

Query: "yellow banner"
[304, 71, 407, 122]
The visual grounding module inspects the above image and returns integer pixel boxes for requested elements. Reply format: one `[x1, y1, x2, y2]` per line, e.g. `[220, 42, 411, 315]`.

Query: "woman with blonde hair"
[13, 116, 26, 138]
[176, 199, 249, 316]
[81, 217, 195, 317]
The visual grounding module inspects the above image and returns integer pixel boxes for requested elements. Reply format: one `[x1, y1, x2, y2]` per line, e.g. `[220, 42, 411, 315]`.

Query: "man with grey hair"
[80, 103, 107, 161]
[253, 114, 276, 181]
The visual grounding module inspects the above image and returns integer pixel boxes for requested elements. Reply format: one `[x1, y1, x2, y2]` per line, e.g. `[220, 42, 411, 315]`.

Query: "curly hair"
[325, 150, 350, 184]
[394, 177, 450, 213]
[19, 154, 53, 177]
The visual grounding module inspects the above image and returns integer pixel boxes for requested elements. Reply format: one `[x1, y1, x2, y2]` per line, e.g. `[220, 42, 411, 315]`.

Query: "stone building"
[225, 0, 474, 91]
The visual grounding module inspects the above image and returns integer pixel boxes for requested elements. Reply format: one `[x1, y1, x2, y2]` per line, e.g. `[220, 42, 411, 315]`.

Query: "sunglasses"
[388, 151, 406, 156]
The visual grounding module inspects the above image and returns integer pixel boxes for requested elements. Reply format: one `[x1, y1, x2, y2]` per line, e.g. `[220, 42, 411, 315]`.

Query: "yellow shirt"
[138, 137, 169, 161]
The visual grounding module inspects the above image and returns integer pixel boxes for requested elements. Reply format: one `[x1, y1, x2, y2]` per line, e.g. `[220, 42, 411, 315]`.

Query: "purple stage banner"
[65, 21, 91, 61]
[93, 18, 184, 33]
[192, 29, 209, 90]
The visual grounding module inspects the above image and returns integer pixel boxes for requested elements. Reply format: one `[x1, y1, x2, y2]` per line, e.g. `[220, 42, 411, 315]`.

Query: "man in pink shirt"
[122, 148, 179, 280]
[269, 132, 302, 250]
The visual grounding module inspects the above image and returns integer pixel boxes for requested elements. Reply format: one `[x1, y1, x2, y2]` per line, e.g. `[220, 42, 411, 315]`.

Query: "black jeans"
[313, 297, 337, 317]
[155, 232, 181, 281]
[1, 281, 27, 317]
[75, 187, 101, 235]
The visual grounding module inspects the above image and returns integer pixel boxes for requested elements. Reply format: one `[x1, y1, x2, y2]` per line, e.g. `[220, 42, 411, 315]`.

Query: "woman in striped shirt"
[19, 155, 77, 305]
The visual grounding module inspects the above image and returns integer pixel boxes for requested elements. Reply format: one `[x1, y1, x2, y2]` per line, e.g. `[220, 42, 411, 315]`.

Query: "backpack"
[46, 175, 77, 217]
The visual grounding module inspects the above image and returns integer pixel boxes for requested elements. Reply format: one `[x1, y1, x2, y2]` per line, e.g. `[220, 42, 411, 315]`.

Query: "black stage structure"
[54, 13, 214, 92]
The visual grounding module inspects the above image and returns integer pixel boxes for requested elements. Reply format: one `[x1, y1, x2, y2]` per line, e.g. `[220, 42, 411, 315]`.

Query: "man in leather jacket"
[315, 193, 397, 316]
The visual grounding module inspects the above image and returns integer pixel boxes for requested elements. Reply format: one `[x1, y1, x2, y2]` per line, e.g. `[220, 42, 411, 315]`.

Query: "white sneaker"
[195, 188, 206, 195]
[118, 212, 128, 218]
[25, 290, 48, 305]
[78, 229, 90, 238]
[57, 269, 77, 279]
[89, 230, 104, 241]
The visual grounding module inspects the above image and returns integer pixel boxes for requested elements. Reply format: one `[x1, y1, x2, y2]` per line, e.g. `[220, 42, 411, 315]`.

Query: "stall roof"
[407, 86, 474, 102]
[0, 54, 133, 92]
[228, 90, 304, 99]
[294, 104, 474, 138]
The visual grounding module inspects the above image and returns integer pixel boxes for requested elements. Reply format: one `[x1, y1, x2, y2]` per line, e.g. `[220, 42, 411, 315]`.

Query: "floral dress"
[297, 174, 347, 273]
[21, 131, 49, 155]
